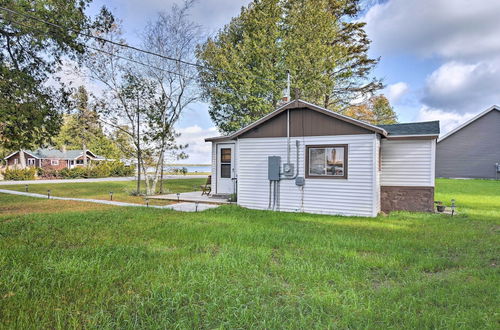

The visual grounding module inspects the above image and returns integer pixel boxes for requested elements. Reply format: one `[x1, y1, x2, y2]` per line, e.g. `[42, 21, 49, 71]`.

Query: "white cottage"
[206, 99, 439, 217]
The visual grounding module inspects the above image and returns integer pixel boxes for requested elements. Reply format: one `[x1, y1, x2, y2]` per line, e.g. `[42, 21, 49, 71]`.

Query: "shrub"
[37, 168, 61, 179]
[4, 168, 36, 181]
[36, 161, 133, 179]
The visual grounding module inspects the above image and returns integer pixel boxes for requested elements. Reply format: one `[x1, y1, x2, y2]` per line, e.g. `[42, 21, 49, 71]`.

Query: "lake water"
[165, 165, 211, 173]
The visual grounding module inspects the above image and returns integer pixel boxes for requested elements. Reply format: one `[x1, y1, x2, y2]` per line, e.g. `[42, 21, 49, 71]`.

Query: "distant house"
[4, 148, 106, 170]
[206, 99, 439, 217]
[436, 105, 500, 179]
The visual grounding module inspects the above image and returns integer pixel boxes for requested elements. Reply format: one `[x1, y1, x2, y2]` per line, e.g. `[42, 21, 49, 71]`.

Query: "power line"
[2, 15, 198, 80]
[0, 5, 282, 84]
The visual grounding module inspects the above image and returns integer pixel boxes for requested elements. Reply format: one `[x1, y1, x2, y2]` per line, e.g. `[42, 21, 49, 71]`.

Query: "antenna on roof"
[282, 70, 291, 102]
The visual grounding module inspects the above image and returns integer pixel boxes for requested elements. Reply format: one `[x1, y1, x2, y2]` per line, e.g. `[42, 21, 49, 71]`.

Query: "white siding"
[237, 135, 377, 217]
[374, 135, 381, 214]
[211, 142, 217, 193]
[380, 139, 435, 187]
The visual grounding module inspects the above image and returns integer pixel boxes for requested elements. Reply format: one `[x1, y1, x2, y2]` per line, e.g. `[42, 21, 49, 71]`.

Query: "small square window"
[306, 145, 347, 179]
[51, 159, 59, 166]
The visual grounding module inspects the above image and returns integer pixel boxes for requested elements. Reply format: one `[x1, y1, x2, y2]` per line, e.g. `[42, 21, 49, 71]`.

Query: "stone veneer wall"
[381, 186, 434, 213]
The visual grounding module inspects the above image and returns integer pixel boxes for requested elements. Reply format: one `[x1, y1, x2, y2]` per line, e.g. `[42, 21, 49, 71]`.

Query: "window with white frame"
[306, 145, 347, 179]
[51, 159, 59, 166]
[27, 158, 36, 166]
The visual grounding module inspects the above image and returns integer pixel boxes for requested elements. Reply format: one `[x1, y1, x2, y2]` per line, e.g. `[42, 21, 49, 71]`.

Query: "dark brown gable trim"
[240, 111, 288, 138]
[305, 144, 348, 179]
[240, 108, 372, 138]
[206, 99, 387, 141]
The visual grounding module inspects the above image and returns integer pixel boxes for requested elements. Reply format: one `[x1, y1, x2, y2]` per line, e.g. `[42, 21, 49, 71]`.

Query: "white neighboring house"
[206, 99, 439, 217]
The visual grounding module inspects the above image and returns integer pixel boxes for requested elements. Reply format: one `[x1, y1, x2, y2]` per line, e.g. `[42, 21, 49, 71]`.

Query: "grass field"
[0, 178, 206, 206]
[0, 179, 498, 328]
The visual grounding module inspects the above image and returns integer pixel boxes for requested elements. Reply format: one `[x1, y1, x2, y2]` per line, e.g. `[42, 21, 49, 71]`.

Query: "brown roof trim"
[205, 99, 388, 142]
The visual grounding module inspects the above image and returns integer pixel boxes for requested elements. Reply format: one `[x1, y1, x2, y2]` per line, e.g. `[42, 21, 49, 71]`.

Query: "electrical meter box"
[268, 156, 281, 180]
[295, 176, 305, 186]
[283, 163, 294, 176]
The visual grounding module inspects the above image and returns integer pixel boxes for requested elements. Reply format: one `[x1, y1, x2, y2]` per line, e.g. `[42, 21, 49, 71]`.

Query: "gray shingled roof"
[24, 148, 105, 160]
[378, 121, 440, 136]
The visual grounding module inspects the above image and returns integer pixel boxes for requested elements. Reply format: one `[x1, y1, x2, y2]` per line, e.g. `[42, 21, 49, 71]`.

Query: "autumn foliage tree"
[343, 95, 397, 125]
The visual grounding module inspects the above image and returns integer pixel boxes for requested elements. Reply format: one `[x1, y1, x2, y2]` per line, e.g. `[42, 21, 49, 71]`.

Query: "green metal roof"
[378, 121, 440, 136]
[24, 148, 104, 160]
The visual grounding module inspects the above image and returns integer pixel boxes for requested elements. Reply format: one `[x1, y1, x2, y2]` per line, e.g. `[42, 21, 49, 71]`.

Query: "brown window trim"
[305, 144, 348, 179]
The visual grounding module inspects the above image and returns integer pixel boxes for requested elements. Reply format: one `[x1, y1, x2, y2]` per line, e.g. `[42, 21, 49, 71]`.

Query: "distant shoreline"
[165, 164, 211, 167]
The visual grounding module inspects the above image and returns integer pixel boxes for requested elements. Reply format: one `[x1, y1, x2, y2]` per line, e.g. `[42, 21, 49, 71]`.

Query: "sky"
[85, 0, 500, 164]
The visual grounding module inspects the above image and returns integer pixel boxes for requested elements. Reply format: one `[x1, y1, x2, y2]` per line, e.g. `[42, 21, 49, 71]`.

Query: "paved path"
[0, 189, 219, 212]
[151, 191, 230, 205]
[0, 175, 208, 186]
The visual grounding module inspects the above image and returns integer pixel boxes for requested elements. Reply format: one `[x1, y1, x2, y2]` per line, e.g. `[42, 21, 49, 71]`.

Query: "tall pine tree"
[197, 0, 381, 134]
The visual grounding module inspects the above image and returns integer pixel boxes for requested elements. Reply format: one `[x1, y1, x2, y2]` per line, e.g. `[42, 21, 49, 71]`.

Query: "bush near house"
[3, 168, 36, 181]
[37, 162, 134, 179]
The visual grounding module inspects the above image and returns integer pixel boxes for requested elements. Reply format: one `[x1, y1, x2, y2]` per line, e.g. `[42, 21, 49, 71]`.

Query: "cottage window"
[306, 145, 347, 179]
[27, 158, 36, 166]
[51, 159, 59, 166]
[220, 148, 232, 178]
[76, 159, 84, 165]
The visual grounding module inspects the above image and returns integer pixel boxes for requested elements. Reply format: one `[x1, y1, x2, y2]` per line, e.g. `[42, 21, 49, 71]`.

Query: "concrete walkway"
[151, 191, 231, 205]
[0, 174, 208, 186]
[0, 189, 219, 212]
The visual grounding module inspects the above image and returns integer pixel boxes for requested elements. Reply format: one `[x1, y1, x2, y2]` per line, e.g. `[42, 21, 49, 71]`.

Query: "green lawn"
[0, 179, 498, 328]
[0, 178, 206, 206]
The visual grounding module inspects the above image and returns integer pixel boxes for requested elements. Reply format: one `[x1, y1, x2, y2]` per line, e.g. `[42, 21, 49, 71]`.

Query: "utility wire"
[0, 5, 282, 84]
[2, 15, 198, 80]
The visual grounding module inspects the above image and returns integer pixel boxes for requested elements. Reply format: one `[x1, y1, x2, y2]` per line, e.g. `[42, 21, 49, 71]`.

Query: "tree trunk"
[136, 110, 141, 195]
[19, 150, 26, 169]
[83, 142, 88, 167]
[159, 152, 165, 194]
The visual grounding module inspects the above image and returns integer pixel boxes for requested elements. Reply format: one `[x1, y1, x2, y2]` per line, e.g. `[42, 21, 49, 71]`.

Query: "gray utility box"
[268, 156, 281, 181]
[283, 163, 294, 176]
[295, 176, 305, 186]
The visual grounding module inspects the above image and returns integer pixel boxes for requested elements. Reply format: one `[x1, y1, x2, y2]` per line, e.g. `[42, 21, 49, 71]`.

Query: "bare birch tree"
[86, 1, 201, 195]
[137, 1, 201, 194]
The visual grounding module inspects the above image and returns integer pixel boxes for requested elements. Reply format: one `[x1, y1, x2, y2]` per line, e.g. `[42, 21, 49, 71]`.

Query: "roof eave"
[438, 105, 500, 142]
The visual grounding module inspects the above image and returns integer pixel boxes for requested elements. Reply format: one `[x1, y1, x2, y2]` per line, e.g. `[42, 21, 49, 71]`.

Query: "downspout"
[287, 109, 290, 165]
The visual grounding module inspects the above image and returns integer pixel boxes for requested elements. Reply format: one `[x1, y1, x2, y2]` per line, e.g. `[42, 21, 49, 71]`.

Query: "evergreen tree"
[197, 0, 381, 134]
[53, 86, 123, 159]
[0, 1, 114, 157]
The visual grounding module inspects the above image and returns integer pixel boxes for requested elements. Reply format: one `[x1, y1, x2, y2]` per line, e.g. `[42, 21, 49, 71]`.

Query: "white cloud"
[364, 0, 500, 116]
[174, 125, 217, 164]
[364, 0, 500, 60]
[385, 82, 409, 103]
[422, 60, 500, 113]
[417, 106, 476, 135]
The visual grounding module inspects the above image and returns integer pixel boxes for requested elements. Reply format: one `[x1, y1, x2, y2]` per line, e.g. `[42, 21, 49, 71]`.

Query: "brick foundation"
[381, 186, 434, 213]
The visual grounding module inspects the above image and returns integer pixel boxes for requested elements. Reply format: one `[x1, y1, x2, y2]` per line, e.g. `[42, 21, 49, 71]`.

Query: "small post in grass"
[145, 197, 149, 207]
[195, 202, 199, 212]
[47, 190, 51, 199]
[451, 199, 456, 216]
[176, 193, 180, 202]
[109, 191, 113, 201]
[25, 184, 28, 192]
